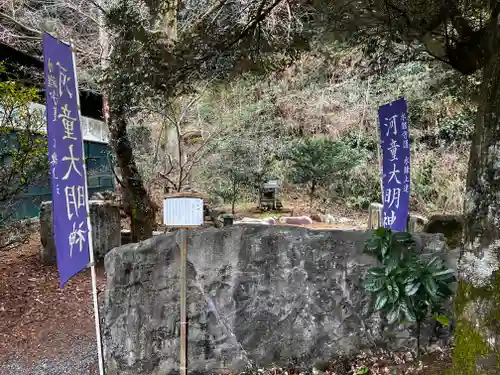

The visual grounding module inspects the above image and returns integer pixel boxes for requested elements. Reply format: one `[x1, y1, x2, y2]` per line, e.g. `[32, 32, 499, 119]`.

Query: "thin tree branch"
[0, 11, 41, 35]
[188, 0, 229, 32]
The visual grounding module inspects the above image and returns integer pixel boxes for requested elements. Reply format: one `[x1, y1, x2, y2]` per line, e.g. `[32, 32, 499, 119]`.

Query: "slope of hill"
[187, 40, 476, 215]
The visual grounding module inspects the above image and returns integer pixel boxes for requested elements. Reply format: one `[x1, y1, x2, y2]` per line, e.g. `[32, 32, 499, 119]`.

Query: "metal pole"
[179, 228, 188, 375]
[70, 44, 105, 375]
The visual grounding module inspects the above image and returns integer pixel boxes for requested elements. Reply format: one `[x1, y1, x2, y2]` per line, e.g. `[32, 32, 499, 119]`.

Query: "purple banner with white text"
[378, 97, 410, 232]
[43, 32, 90, 287]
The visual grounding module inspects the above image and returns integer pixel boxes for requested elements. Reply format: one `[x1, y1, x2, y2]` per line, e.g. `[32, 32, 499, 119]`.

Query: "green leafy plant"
[0, 63, 48, 250]
[286, 137, 363, 209]
[438, 107, 475, 142]
[362, 228, 456, 358]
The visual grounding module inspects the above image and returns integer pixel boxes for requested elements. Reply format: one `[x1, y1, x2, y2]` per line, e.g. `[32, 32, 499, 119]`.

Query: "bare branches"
[0, 0, 103, 71]
[177, 129, 219, 187]
[0, 10, 40, 35]
[187, 0, 229, 32]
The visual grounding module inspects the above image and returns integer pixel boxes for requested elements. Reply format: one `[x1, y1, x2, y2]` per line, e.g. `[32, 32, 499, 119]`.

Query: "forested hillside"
[173, 39, 475, 215]
[0, 0, 478, 218]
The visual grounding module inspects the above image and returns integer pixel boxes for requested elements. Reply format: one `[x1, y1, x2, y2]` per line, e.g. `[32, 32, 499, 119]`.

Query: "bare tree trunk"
[104, 0, 180, 241]
[231, 178, 237, 215]
[452, 32, 500, 372]
[163, 0, 178, 41]
[106, 9, 157, 241]
[161, 1, 182, 172]
[109, 108, 156, 242]
[309, 181, 316, 213]
[99, 0, 114, 182]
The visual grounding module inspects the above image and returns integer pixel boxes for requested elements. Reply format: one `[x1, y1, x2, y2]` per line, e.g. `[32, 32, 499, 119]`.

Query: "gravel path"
[0, 338, 99, 375]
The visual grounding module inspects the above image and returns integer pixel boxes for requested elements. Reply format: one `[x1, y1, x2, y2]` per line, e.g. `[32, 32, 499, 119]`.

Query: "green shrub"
[342, 164, 381, 209]
[0, 63, 48, 250]
[362, 228, 456, 358]
[438, 107, 475, 142]
[286, 137, 364, 208]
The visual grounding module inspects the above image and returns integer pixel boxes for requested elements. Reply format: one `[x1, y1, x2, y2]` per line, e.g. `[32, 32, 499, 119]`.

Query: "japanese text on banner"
[377, 97, 411, 232]
[43, 32, 90, 287]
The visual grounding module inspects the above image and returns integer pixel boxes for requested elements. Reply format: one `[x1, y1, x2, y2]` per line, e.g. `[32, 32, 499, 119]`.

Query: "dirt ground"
[0, 233, 106, 370]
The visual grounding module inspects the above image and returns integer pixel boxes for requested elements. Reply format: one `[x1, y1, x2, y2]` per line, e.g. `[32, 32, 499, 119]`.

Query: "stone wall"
[40, 200, 121, 264]
[103, 226, 457, 375]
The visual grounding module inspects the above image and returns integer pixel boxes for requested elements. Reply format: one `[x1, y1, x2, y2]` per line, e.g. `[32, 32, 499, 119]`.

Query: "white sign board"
[163, 197, 204, 227]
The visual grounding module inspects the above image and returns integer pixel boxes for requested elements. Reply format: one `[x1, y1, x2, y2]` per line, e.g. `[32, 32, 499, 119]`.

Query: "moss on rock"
[450, 319, 489, 375]
[450, 272, 500, 374]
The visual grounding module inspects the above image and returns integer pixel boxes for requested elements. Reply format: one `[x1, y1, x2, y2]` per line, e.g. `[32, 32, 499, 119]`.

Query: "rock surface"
[423, 214, 463, 248]
[40, 200, 121, 264]
[103, 226, 455, 375]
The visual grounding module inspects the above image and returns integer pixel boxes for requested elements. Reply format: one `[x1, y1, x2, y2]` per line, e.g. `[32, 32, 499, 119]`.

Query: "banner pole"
[70, 43, 105, 375]
[87, 228, 105, 375]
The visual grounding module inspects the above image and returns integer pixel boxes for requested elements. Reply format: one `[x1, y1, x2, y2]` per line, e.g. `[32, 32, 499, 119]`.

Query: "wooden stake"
[179, 228, 188, 375]
[163, 193, 204, 375]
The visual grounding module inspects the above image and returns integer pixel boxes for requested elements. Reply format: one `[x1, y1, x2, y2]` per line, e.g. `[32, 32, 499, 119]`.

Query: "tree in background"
[0, 65, 48, 250]
[287, 137, 362, 209]
[156, 93, 222, 193]
[0, 0, 306, 242]
[304, 1, 500, 371]
[102, 0, 305, 241]
[206, 130, 285, 214]
[210, 160, 248, 215]
[0, 0, 102, 89]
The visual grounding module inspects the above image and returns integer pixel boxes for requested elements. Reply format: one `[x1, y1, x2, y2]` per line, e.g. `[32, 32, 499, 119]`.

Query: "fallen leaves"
[234, 348, 451, 375]
[0, 233, 105, 367]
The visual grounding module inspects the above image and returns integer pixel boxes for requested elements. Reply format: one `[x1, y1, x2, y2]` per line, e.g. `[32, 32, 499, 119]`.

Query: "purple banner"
[378, 97, 410, 232]
[43, 32, 90, 287]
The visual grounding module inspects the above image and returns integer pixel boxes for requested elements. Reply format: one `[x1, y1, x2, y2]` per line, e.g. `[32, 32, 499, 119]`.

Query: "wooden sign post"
[163, 193, 205, 375]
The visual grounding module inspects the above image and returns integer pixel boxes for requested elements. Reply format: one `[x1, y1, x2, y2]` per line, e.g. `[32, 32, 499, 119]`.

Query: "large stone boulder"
[40, 200, 121, 264]
[103, 226, 455, 375]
